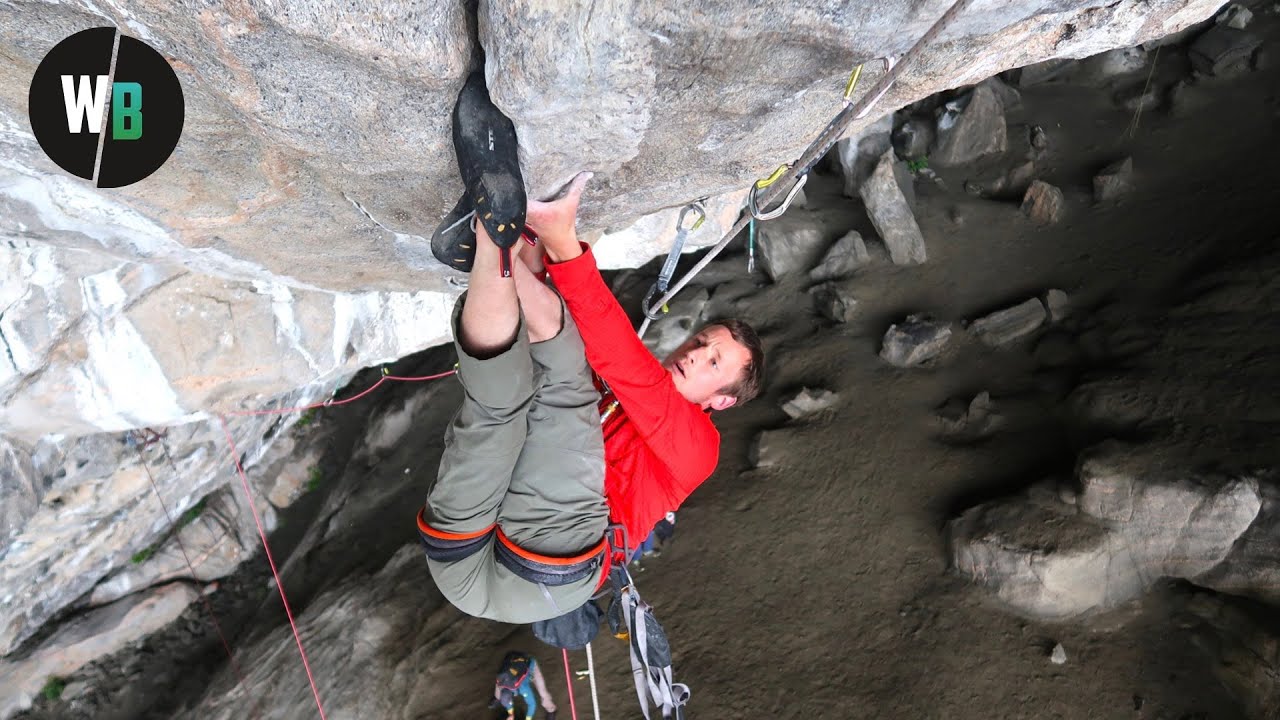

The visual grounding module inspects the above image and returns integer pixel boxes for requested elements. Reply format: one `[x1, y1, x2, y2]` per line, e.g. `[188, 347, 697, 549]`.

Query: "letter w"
[60, 75, 109, 134]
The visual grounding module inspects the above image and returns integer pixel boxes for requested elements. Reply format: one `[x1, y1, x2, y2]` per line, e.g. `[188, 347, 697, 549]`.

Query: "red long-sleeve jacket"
[547, 245, 720, 546]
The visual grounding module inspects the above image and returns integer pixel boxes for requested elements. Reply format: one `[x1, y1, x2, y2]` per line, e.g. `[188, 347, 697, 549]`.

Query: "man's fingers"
[565, 171, 593, 201]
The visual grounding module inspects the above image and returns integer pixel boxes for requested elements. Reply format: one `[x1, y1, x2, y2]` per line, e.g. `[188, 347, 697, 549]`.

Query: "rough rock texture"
[811, 283, 859, 324]
[0, 0, 1225, 435]
[781, 387, 839, 420]
[588, 191, 750, 271]
[0, 413, 287, 657]
[0, 241, 446, 440]
[1049, 643, 1067, 664]
[969, 297, 1047, 346]
[0, 583, 198, 718]
[756, 214, 833, 281]
[934, 391, 1005, 441]
[809, 231, 870, 282]
[859, 149, 927, 265]
[1079, 46, 1148, 79]
[86, 487, 257, 606]
[1044, 288, 1071, 321]
[1093, 156, 1134, 202]
[880, 315, 953, 367]
[1172, 590, 1280, 718]
[259, 437, 323, 509]
[835, 112, 894, 196]
[949, 441, 1270, 619]
[1005, 160, 1037, 195]
[891, 116, 935, 160]
[1189, 24, 1262, 75]
[1013, 57, 1076, 85]
[749, 429, 790, 469]
[1021, 180, 1065, 224]
[931, 83, 1008, 167]
[0, 0, 1232, 692]
[170, 546, 516, 720]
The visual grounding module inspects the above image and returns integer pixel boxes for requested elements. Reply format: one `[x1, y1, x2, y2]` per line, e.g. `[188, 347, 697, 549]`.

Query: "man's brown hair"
[712, 318, 764, 406]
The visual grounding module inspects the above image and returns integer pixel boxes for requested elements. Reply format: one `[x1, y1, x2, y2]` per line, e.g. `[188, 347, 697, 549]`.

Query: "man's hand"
[527, 171, 592, 264]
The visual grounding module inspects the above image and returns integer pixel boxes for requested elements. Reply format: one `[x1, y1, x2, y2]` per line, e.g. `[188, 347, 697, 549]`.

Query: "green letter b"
[112, 82, 142, 140]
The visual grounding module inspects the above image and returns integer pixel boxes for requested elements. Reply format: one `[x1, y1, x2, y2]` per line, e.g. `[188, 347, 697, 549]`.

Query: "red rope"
[207, 365, 455, 717]
[134, 436, 262, 720]
[218, 414, 329, 720]
[562, 648, 579, 720]
[222, 369, 456, 417]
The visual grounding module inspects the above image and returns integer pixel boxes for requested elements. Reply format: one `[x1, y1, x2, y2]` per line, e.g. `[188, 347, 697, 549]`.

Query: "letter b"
[112, 82, 142, 140]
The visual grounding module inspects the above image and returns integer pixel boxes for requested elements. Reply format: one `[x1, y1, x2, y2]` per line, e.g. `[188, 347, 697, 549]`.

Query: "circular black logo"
[28, 27, 184, 188]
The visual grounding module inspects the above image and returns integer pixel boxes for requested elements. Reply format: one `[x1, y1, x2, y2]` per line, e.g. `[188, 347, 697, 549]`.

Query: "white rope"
[586, 641, 602, 720]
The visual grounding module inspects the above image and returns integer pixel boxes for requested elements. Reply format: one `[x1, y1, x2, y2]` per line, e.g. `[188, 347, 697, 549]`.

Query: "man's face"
[662, 325, 752, 410]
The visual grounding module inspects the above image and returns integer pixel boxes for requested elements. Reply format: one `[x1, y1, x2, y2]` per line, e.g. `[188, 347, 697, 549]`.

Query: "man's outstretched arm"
[529, 173, 719, 489]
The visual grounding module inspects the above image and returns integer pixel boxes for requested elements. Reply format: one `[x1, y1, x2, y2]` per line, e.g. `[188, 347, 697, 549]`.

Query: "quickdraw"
[635, 0, 974, 330]
[638, 201, 707, 338]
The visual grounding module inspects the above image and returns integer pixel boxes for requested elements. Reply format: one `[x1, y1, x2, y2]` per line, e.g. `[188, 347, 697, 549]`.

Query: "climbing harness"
[416, 511, 622, 593]
[415, 510, 495, 562]
[494, 527, 612, 588]
[638, 201, 707, 339]
[637, 0, 975, 331]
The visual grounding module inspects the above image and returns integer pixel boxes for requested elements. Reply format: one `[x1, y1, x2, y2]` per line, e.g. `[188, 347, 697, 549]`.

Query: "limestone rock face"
[0, 0, 1223, 436]
[170, 546, 516, 720]
[0, 0, 1229, 696]
[0, 583, 199, 719]
[0, 412, 287, 657]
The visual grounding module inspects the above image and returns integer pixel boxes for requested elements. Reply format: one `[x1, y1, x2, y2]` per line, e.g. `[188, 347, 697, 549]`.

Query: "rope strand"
[134, 436, 262, 720]
[562, 648, 580, 720]
[642, 0, 975, 319]
[222, 369, 456, 417]
[586, 642, 601, 720]
[218, 414, 329, 720]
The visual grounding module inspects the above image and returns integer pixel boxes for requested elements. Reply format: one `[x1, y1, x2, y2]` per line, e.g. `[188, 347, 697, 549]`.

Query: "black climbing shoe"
[451, 70, 526, 276]
[431, 199, 538, 274]
[430, 194, 478, 272]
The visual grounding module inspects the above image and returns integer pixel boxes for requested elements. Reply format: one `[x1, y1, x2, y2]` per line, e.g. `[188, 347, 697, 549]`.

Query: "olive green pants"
[423, 295, 608, 623]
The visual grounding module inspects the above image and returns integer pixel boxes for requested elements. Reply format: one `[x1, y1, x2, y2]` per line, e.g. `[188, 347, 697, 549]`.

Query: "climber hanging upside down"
[415, 72, 764, 630]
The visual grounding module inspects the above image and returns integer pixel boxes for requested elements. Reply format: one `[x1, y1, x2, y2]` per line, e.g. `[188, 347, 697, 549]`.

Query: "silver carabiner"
[677, 201, 707, 232]
[748, 173, 808, 221]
